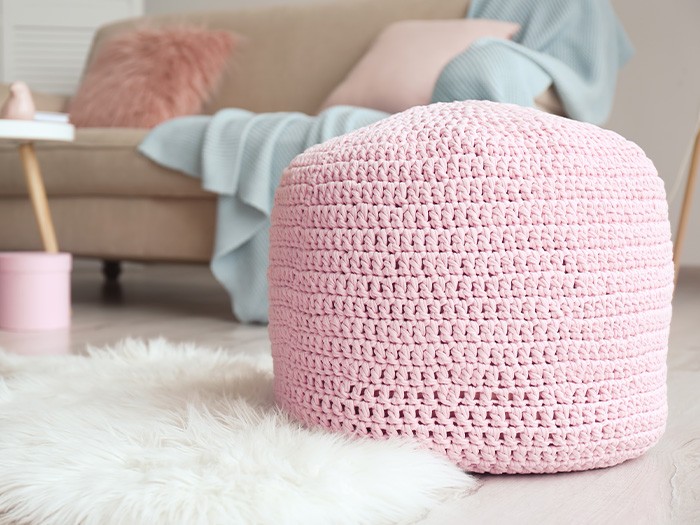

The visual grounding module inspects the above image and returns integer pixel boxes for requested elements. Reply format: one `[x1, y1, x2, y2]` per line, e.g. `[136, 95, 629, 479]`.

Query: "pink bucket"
[0, 252, 72, 331]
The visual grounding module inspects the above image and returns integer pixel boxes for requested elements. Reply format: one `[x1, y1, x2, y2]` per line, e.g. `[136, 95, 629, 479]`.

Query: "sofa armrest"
[0, 83, 70, 113]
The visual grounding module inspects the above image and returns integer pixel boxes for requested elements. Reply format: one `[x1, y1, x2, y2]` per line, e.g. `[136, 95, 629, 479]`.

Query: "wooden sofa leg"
[102, 260, 122, 283]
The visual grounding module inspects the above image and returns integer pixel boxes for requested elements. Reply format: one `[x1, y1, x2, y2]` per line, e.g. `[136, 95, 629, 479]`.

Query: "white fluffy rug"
[0, 339, 476, 525]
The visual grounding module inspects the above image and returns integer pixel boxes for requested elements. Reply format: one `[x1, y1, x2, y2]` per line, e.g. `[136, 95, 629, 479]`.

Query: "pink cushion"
[269, 101, 674, 474]
[321, 19, 519, 114]
[69, 26, 238, 128]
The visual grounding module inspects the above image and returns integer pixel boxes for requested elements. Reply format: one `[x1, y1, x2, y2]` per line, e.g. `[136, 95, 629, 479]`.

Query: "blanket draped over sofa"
[139, 108, 385, 322]
[139, 0, 632, 323]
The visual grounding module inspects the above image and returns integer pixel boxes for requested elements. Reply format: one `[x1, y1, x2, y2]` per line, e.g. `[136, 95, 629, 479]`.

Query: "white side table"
[0, 119, 75, 253]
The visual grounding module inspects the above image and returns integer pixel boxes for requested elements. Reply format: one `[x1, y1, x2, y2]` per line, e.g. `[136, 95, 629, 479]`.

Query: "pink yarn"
[269, 101, 674, 474]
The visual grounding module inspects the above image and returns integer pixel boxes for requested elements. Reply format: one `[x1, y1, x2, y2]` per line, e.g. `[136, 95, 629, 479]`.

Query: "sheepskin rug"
[0, 339, 476, 525]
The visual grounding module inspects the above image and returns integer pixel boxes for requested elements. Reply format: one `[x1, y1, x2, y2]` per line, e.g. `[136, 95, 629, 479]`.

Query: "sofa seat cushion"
[0, 128, 210, 199]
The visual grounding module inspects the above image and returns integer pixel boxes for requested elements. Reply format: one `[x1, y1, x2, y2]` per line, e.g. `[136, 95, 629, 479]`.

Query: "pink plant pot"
[0, 252, 72, 332]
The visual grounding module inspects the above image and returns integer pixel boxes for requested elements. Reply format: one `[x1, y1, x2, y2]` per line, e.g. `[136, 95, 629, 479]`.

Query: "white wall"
[607, 0, 700, 266]
[146, 0, 700, 266]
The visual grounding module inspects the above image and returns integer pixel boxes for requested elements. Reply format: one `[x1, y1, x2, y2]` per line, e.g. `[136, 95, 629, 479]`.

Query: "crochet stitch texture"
[269, 101, 674, 474]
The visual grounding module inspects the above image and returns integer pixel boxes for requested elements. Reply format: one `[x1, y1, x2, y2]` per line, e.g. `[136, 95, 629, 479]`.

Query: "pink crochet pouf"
[268, 101, 674, 474]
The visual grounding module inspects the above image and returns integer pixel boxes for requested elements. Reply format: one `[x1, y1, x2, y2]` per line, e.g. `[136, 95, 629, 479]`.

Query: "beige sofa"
[0, 0, 561, 274]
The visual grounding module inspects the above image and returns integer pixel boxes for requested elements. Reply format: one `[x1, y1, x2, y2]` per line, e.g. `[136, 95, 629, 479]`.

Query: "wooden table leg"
[18, 142, 59, 253]
[674, 128, 700, 284]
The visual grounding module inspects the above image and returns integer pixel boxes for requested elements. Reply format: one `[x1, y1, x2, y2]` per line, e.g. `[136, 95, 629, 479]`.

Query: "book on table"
[33, 111, 70, 124]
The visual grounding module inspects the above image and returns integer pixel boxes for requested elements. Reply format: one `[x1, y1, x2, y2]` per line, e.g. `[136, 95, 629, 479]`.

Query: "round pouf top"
[269, 101, 674, 474]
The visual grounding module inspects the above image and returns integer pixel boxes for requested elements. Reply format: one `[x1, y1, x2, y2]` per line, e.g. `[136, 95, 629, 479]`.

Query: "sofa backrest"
[88, 0, 471, 115]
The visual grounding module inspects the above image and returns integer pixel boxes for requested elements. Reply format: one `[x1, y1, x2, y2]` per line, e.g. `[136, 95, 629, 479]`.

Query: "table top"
[0, 119, 75, 142]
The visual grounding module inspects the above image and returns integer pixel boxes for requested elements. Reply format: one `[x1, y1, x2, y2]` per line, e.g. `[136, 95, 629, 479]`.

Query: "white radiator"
[0, 0, 143, 94]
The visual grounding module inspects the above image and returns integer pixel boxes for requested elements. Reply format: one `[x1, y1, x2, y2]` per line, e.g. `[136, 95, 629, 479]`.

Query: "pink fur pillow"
[69, 26, 238, 128]
[321, 19, 519, 114]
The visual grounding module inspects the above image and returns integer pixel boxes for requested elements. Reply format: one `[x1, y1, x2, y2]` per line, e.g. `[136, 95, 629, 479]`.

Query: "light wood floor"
[0, 261, 698, 524]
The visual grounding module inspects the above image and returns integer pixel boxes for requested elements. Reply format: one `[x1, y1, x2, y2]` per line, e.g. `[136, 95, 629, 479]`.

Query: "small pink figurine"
[0, 81, 35, 120]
